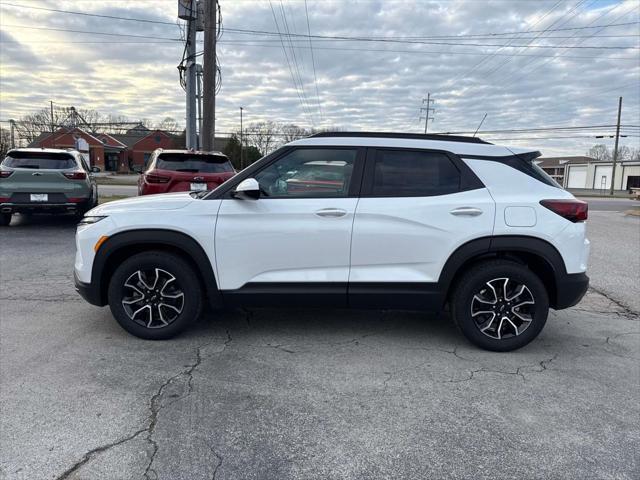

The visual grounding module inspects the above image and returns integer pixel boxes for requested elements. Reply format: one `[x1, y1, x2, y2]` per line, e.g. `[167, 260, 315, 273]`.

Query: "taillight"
[0, 197, 9, 202]
[0, 171, 13, 178]
[63, 171, 87, 180]
[145, 174, 170, 184]
[540, 199, 588, 222]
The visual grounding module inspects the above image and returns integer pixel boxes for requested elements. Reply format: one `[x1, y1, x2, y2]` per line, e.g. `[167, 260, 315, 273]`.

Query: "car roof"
[155, 149, 227, 156]
[7, 147, 79, 156]
[288, 133, 535, 157]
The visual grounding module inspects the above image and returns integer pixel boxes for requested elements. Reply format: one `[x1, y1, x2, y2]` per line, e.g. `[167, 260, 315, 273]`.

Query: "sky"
[0, 0, 638, 156]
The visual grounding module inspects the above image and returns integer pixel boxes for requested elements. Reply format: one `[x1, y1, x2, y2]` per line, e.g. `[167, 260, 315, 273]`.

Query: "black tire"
[450, 260, 549, 352]
[77, 189, 98, 218]
[108, 251, 202, 340]
[0, 213, 11, 226]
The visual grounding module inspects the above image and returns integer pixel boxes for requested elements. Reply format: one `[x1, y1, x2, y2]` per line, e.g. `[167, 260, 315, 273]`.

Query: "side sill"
[221, 282, 444, 311]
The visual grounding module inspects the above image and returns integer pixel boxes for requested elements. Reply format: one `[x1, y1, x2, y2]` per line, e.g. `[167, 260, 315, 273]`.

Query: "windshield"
[156, 153, 234, 173]
[2, 151, 76, 169]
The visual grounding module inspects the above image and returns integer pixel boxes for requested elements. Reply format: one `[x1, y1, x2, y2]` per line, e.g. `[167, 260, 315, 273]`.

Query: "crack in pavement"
[585, 287, 639, 320]
[445, 354, 558, 384]
[54, 333, 233, 480]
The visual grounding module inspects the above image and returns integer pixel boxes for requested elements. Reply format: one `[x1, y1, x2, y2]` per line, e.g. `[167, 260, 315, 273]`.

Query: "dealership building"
[536, 156, 640, 193]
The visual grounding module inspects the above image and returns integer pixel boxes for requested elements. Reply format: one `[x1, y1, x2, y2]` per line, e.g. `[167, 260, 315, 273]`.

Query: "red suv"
[138, 149, 235, 196]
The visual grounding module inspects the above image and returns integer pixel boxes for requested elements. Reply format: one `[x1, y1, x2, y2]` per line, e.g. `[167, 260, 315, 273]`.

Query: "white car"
[75, 132, 589, 351]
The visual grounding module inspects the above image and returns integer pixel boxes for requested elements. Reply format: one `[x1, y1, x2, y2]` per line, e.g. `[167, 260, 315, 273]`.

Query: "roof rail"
[309, 131, 492, 145]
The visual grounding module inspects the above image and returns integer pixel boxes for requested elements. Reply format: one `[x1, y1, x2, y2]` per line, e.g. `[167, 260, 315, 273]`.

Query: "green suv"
[0, 148, 100, 226]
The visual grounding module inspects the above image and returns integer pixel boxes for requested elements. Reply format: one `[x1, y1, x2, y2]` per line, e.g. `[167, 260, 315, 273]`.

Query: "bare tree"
[281, 124, 309, 143]
[616, 145, 633, 162]
[244, 121, 281, 155]
[0, 127, 11, 157]
[156, 117, 180, 133]
[586, 144, 611, 162]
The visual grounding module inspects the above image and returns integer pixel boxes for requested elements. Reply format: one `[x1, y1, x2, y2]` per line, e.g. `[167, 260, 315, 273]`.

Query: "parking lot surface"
[1, 213, 638, 480]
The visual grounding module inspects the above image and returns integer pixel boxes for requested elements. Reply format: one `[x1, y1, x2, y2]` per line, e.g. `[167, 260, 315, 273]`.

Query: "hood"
[90, 192, 195, 215]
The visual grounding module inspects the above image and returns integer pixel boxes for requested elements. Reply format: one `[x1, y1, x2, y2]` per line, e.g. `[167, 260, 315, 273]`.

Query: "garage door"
[567, 166, 587, 188]
[594, 165, 613, 190]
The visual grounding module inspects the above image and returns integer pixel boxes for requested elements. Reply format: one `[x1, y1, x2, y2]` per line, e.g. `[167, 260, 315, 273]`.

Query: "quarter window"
[255, 148, 357, 198]
[371, 149, 460, 196]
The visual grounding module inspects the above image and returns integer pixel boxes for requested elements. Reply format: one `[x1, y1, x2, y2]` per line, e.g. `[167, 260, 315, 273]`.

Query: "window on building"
[371, 149, 461, 197]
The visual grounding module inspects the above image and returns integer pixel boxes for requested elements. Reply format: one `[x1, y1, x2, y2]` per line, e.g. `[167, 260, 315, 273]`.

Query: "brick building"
[29, 125, 184, 172]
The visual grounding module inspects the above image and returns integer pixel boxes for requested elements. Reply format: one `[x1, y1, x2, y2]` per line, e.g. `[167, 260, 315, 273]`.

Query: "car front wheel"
[451, 260, 549, 351]
[108, 251, 202, 339]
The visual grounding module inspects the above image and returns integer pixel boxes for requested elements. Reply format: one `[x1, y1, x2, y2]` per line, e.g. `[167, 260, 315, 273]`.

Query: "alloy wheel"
[470, 277, 535, 340]
[121, 268, 185, 329]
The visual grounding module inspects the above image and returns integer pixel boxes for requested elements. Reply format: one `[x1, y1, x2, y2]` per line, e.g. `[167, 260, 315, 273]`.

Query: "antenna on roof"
[473, 114, 487, 137]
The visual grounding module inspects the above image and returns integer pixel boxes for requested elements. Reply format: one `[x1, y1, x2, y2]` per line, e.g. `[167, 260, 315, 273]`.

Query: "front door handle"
[450, 207, 483, 217]
[315, 208, 347, 218]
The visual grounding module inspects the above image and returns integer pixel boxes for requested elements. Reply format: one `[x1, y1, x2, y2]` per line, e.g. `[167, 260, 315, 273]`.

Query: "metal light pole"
[239, 106, 244, 169]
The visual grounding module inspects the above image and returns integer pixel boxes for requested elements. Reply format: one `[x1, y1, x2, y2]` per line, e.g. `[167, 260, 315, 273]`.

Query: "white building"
[536, 156, 640, 193]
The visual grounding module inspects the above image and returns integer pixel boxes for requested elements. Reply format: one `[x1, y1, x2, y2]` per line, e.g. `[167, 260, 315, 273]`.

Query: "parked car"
[137, 149, 235, 196]
[75, 132, 589, 351]
[0, 148, 99, 225]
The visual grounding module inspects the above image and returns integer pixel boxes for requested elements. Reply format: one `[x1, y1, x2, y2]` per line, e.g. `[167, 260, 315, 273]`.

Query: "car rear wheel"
[108, 251, 202, 339]
[0, 213, 11, 226]
[450, 260, 549, 351]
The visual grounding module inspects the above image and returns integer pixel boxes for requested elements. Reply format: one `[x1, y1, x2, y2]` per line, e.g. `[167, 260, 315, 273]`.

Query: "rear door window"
[370, 149, 461, 197]
[2, 152, 76, 169]
[156, 153, 234, 173]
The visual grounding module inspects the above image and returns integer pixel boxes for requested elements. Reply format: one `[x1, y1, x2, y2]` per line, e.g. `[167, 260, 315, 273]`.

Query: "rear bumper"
[554, 272, 589, 310]
[1, 201, 88, 214]
[74, 271, 104, 306]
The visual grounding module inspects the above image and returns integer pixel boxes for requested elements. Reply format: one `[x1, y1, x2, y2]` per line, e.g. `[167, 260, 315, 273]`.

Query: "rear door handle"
[450, 207, 483, 217]
[315, 208, 347, 218]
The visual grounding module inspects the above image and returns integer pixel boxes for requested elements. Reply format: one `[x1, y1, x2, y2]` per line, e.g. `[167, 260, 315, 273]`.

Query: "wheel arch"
[439, 235, 567, 309]
[92, 229, 222, 308]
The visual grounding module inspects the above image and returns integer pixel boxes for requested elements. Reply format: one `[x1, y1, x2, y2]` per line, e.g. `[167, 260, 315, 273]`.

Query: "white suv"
[75, 132, 589, 351]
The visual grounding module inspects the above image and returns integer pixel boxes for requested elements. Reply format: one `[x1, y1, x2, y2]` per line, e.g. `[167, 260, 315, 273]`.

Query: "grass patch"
[624, 207, 640, 217]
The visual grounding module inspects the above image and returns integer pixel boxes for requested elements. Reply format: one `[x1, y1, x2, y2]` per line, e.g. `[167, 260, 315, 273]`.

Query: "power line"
[2, 24, 181, 41]
[268, 0, 314, 125]
[278, 0, 315, 125]
[218, 27, 639, 49]
[304, 0, 323, 123]
[8, 24, 636, 50]
[3, 1, 637, 39]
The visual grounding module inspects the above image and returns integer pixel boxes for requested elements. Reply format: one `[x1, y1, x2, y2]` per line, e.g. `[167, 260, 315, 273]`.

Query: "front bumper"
[74, 271, 104, 306]
[554, 272, 589, 309]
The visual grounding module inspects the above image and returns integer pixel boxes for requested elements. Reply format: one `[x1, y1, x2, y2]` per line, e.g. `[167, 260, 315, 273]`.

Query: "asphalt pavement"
[0, 213, 638, 480]
[578, 197, 638, 212]
[99, 184, 138, 197]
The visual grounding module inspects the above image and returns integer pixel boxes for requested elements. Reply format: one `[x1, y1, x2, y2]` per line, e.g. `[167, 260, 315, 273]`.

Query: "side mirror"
[233, 178, 260, 200]
[90, 166, 101, 173]
[132, 165, 143, 174]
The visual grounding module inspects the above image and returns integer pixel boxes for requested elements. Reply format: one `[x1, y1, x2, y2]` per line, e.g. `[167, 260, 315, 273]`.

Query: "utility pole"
[420, 93, 435, 134]
[185, 4, 198, 149]
[202, 0, 216, 151]
[196, 64, 203, 149]
[609, 96, 622, 196]
[50, 101, 55, 132]
[239, 106, 244, 169]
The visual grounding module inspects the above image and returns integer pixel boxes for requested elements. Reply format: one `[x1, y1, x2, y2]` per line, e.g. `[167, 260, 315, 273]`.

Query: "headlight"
[78, 215, 107, 225]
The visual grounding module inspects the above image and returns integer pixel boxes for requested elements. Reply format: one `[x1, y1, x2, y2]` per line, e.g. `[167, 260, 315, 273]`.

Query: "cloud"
[0, 0, 638, 155]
